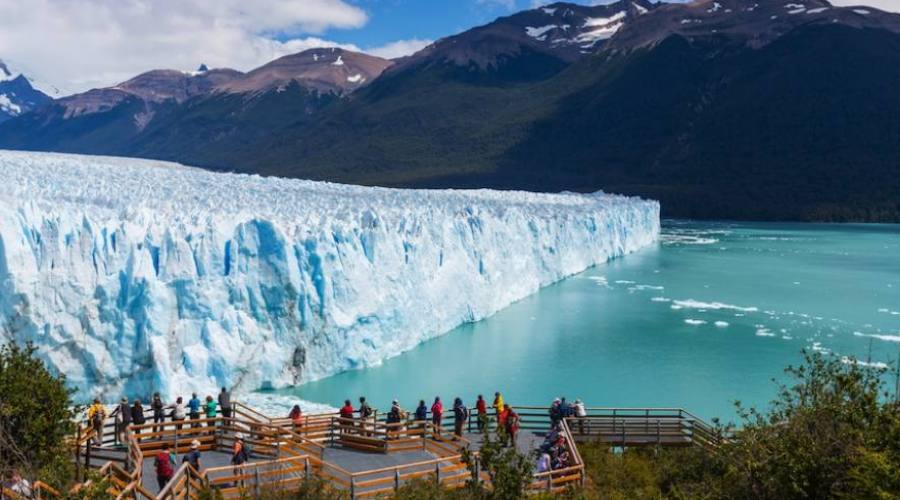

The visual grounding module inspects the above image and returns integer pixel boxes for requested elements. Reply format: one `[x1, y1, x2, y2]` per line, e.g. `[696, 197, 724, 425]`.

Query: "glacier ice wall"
[0, 151, 660, 401]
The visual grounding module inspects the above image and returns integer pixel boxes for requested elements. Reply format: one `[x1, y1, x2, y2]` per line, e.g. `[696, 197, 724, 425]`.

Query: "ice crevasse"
[0, 151, 660, 401]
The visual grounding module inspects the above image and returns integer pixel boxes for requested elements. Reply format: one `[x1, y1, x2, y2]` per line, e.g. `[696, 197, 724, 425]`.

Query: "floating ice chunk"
[714, 321, 729, 328]
[672, 299, 758, 312]
[685, 319, 707, 326]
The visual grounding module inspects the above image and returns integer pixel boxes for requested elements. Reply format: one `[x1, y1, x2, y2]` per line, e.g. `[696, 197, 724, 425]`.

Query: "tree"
[0, 342, 77, 487]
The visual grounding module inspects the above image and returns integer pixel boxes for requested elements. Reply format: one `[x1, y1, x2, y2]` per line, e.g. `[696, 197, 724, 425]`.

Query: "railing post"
[75, 425, 83, 482]
[435, 462, 441, 485]
[174, 423, 179, 456]
[254, 464, 261, 497]
[394, 469, 401, 491]
[305, 458, 310, 480]
[473, 455, 480, 483]
[547, 472, 552, 492]
[350, 476, 356, 498]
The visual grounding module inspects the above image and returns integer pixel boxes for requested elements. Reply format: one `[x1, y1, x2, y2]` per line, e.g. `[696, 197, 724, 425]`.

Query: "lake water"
[268, 221, 900, 422]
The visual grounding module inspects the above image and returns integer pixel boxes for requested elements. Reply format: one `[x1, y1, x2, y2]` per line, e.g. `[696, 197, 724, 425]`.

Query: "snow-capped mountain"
[0, 60, 51, 122]
[393, 0, 656, 73]
[0, 150, 659, 400]
[218, 48, 392, 95]
[607, 0, 900, 51]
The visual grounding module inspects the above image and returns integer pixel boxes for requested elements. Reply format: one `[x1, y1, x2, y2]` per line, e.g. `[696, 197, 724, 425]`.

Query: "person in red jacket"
[154, 443, 174, 490]
[475, 395, 488, 432]
[339, 400, 355, 435]
[504, 405, 520, 448]
[430, 397, 443, 433]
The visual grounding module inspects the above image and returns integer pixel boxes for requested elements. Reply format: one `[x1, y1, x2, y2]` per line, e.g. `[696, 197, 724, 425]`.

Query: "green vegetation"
[0, 342, 78, 491]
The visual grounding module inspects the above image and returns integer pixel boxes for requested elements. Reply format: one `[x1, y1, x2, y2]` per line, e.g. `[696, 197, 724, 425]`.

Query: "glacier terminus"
[0, 151, 659, 401]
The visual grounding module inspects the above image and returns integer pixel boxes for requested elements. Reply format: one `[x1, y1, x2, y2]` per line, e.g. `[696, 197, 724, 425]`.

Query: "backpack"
[457, 406, 469, 420]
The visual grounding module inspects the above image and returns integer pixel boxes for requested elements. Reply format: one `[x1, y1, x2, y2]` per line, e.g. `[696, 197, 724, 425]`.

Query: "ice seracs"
[0, 151, 660, 401]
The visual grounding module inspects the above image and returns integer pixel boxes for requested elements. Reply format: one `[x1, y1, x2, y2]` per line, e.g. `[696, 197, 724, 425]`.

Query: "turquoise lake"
[271, 221, 900, 422]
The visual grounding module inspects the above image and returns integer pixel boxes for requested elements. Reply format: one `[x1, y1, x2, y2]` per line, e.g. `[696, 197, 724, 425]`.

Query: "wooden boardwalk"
[48, 403, 722, 499]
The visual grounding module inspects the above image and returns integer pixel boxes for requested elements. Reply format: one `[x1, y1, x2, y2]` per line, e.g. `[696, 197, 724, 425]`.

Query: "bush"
[0, 342, 77, 488]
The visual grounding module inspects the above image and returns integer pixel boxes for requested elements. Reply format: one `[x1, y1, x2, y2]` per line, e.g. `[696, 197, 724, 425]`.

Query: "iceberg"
[0, 151, 660, 401]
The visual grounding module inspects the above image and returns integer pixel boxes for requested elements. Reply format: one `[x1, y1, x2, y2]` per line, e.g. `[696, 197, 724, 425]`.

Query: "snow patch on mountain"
[0, 151, 660, 402]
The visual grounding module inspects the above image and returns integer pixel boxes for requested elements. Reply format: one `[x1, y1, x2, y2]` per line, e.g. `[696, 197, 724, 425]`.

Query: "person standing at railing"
[116, 397, 132, 445]
[386, 400, 403, 439]
[431, 397, 444, 433]
[549, 398, 562, 427]
[218, 387, 232, 419]
[574, 399, 587, 434]
[289, 404, 303, 433]
[87, 398, 106, 446]
[504, 405, 520, 448]
[151, 393, 165, 434]
[339, 400, 354, 436]
[154, 443, 175, 490]
[492, 392, 504, 418]
[132, 399, 146, 442]
[231, 435, 249, 487]
[358, 397, 373, 436]
[414, 400, 427, 435]
[204, 395, 217, 428]
[452, 397, 468, 439]
[188, 393, 202, 428]
[476, 395, 487, 432]
[170, 396, 187, 430]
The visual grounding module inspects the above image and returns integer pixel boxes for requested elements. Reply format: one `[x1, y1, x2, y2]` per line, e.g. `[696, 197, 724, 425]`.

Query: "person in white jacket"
[574, 399, 587, 434]
[170, 396, 187, 430]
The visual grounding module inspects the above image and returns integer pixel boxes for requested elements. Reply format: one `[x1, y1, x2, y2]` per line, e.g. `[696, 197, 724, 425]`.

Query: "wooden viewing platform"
[2, 403, 724, 499]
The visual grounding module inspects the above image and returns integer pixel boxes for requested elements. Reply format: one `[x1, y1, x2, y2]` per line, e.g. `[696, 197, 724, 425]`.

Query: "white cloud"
[0, 0, 369, 95]
[477, 0, 518, 10]
[367, 38, 433, 59]
[830, 0, 900, 12]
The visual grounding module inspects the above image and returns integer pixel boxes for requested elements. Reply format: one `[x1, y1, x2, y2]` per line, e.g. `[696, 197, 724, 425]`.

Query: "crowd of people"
[90, 388, 582, 490]
[329, 392, 522, 444]
[85, 388, 233, 446]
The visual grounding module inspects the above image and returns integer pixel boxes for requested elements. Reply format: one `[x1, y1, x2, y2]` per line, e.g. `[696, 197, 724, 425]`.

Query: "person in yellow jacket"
[87, 399, 107, 445]
[492, 392, 504, 417]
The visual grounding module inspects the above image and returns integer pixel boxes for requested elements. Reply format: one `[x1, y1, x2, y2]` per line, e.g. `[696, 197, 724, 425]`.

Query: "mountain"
[1, 0, 900, 221]
[0, 60, 51, 123]
[0, 49, 390, 156]
[218, 48, 392, 94]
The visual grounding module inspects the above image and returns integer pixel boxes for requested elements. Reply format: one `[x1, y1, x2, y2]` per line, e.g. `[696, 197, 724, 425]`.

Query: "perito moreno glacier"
[0, 150, 660, 401]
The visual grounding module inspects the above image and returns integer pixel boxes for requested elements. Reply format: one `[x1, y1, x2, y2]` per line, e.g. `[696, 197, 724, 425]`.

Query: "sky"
[0, 0, 896, 96]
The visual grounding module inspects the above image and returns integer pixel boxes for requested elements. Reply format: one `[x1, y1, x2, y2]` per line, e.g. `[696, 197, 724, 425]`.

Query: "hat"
[553, 398, 561, 403]
[392, 399, 399, 405]
[121, 397, 128, 403]
[190, 440, 200, 449]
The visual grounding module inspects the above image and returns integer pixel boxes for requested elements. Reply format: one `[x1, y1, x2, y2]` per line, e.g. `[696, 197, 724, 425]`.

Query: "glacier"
[0, 150, 660, 402]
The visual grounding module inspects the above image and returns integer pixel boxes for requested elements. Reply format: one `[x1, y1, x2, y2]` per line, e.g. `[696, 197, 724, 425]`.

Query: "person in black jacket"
[151, 393, 165, 434]
[218, 387, 232, 419]
[131, 399, 146, 441]
[452, 397, 469, 439]
[117, 397, 132, 444]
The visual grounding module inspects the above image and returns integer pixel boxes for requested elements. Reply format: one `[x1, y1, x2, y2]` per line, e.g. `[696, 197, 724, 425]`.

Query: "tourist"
[574, 399, 587, 434]
[289, 404, 303, 432]
[560, 397, 573, 420]
[492, 392, 504, 417]
[8, 470, 32, 497]
[117, 397, 132, 444]
[386, 400, 403, 439]
[204, 395, 217, 427]
[188, 393, 201, 428]
[537, 452, 551, 473]
[339, 400, 354, 435]
[549, 398, 562, 427]
[414, 400, 428, 434]
[132, 399, 146, 441]
[431, 397, 444, 433]
[218, 387, 232, 419]
[87, 398, 106, 446]
[183, 440, 202, 471]
[171, 396, 186, 430]
[476, 394, 487, 432]
[504, 405, 520, 448]
[452, 397, 468, 439]
[154, 443, 174, 490]
[151, 393, 165, 434]
[358, 396, 373, 435]
[231, 434, 249, 485]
